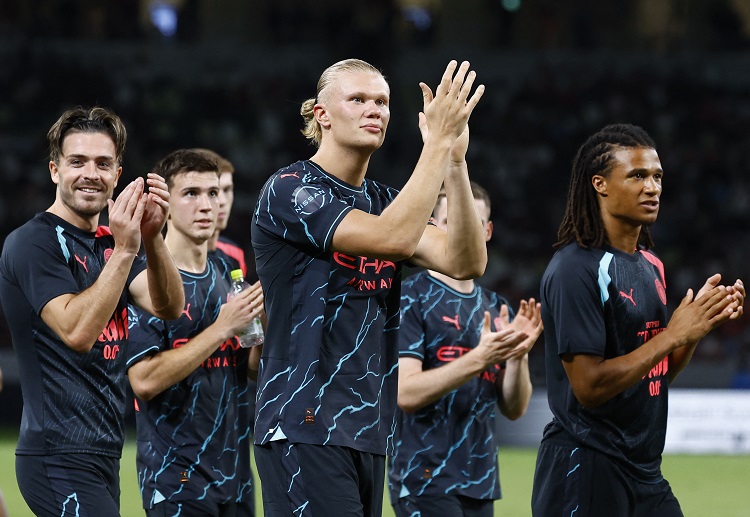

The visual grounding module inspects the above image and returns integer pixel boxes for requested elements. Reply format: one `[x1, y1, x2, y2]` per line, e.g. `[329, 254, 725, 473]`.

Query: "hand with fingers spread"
[418, 60, 485, 148]
[140, 173, 171, 242]
[107, 177, 147, 255]
[505, 299, 544, 359]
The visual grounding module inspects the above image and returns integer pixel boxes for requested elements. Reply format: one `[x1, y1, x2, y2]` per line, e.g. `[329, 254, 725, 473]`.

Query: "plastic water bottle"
[229, 269, 264, 348]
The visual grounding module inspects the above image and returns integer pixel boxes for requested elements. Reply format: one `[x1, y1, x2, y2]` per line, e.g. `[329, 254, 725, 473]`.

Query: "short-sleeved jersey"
[388, 271, 510, 502]
[540, 243, 670, 482]
[251, 160, 402, 455]
[126, 259, 252, 508]
[0, 212, 145, 457]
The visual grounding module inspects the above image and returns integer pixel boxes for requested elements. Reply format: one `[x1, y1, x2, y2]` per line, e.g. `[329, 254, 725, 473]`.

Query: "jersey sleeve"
[126, 305, 168, 368]
[3, 225, 82, 315]
[398, 280, 426, 360]
[254, 166, 353, 253]
[543, 256, 607, 357]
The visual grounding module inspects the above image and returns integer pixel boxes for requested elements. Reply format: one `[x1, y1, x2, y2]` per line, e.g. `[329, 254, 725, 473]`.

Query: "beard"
[59, 187, 109, 218]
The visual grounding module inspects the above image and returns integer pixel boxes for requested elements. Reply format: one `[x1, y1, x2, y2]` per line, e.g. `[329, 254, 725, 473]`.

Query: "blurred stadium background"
[1, 0, 750, 514]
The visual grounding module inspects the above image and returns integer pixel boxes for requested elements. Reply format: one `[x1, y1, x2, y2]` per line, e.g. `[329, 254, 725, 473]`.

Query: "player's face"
[431, 197, 493, 242]
[318, 71, 390, 151]
[593, 147, 662, 228]
[50, 131, 122, 219]
[216, 172, 234, 231]
[168, 171, 220, 243]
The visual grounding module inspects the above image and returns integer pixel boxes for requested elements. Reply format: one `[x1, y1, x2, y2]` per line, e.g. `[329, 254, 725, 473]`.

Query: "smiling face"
[49, 131, 122, 226]
[167, 171, 220, 244]
[316, 70, 390, 152]
[593, 146, 663, 233]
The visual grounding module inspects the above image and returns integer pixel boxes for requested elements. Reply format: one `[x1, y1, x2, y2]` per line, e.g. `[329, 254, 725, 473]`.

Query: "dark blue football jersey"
[126, 259, 252, 508]
[252, 160, 402, 455]
[540, 243, 670, 482]
[0, 212, 145, 457]
[388, 271, 511, 502]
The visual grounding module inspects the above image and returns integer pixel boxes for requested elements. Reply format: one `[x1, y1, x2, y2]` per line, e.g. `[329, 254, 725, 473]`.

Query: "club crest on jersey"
[655, 278, 667, 305]
[104, 248, 113, 262]
[292, 184, 327, 215]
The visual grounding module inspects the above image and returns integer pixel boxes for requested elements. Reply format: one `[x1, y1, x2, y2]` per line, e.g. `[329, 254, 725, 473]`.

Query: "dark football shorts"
[16, 453, 120, 517]
[532, 440, 683, 517]
[255, 441, 385, 517]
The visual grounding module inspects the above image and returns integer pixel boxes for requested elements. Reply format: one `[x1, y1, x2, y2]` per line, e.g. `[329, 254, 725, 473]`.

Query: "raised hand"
[418, 60, 484, 147]
[667, 286, 737, 348]
[507, 299, 543, 358]
[477, 311, 528, 366]
[695, 274, 744, 321]
[107, 177, 146, 255]
[140, 173, 170, 242]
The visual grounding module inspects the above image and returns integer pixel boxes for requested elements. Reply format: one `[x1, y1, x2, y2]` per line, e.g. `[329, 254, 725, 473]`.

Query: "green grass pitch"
[0, 430, 748, 516]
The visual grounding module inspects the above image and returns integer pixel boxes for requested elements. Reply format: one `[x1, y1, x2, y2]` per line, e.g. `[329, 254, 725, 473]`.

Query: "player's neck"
[165, 230, 208, 273]
[47, 202, 99, 232]
[603, 218, 640, 254]
[428, 269, 475, 294]
[310, 145, 371, 187]
[207, 231, 219, 252]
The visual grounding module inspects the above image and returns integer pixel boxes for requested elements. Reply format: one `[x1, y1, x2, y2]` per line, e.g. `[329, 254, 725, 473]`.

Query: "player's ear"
[314, 104, 331, 130]
[49, 161, 60, 184]
[592, 175, 608, 197]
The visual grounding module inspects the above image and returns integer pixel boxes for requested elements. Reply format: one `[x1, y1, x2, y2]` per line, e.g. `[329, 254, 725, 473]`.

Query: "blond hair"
[300, 59, 385, 147]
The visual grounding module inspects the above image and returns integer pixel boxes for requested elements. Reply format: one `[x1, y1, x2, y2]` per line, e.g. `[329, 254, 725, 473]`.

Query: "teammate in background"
[388, 181, 543, 517]
[531, 124, 745, 516]
[252, 59, 486, 516]
[192, 148, 249, 276]
[192, 147, 259, 516]
[126, 149, 264, 516]
[0, 106, 184, 517]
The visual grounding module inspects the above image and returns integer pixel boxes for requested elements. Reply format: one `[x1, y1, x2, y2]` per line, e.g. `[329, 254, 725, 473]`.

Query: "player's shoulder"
[543, 243, 605, 286]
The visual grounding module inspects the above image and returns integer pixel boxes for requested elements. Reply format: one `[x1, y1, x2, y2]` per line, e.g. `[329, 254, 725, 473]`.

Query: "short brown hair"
[190, 148, 235, 174]
[47, 106, 127, 165]
[152, 149, 220, 189]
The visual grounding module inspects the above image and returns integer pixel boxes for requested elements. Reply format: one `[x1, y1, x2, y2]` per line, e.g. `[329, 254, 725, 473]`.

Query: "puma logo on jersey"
[442, 314, 460, 330]
[181, 303, 192, 320]
[74, 254, 89, 272]
[619, 288, 636, 306]
[280, 172, 299, 179]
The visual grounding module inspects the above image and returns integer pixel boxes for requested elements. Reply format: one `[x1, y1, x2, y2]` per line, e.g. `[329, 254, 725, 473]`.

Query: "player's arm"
[563, 286, 738, 408]
[331, 61, 484, 272]
[496, 300, 542, 420]
[128, 285, 263, 401]
[668, 275, 744, 381]
[41, 179, 150, 353]
[128, 173, 184, 320]
[398, 312, 527, 413]
[410, 122, 486, 278]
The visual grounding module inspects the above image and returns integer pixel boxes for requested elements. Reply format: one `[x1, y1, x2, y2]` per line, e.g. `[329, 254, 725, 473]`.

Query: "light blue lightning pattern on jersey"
[252, 160, 403, 456]
[126, 260, 253, 509]
[388, 272, 511, 502]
